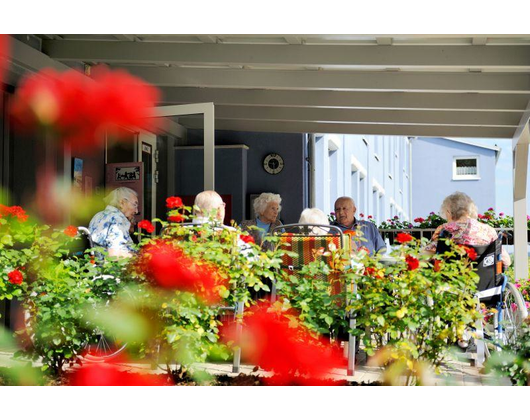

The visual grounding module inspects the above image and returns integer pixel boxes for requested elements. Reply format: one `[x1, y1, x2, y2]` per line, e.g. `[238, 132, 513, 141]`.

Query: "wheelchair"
[271, 223, 358, 375]
[436, 231, 528, 366]
[72, 227, 129, 362]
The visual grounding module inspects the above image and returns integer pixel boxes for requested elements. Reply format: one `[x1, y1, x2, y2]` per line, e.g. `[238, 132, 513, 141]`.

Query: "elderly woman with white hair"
[88, 187, 139, 258]
[240, 192, 282, 247]
[424, 191, 511, 268]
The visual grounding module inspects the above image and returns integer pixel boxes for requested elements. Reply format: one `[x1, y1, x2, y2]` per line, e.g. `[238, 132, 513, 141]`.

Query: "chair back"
[436, 231, 504, 304]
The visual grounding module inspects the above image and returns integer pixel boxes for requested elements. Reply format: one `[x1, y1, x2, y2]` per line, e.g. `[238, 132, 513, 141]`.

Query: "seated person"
[88, 187, 138, 258]
[298, 207, 330, 235]
[424, 191, 511, 268]
[332, 196, 386, 255]
[241, 193, 283, 249]
[192, 190, 227, 226]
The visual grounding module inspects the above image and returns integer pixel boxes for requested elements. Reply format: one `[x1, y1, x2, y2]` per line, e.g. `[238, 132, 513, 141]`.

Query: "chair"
[436, 231, 528, 366]
[271, 223, 358, 375]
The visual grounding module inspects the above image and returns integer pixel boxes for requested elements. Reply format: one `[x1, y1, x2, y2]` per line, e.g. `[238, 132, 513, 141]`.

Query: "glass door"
[138, 132, 157, 222]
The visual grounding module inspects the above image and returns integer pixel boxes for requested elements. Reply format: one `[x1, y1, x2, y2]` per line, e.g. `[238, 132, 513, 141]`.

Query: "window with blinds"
[453, 156, 480, 180]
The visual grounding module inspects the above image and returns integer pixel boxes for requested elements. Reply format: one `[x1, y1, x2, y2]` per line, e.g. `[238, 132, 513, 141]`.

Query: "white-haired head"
[254, 193, 282, 224]
[104, 187, 138, 219]
[194, 190, 225, 222]
[299, 208, 330, 235]
[440, 191, 478, 222]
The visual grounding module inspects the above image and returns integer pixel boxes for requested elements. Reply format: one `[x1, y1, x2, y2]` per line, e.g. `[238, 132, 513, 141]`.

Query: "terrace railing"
[379, 228, 516, 245]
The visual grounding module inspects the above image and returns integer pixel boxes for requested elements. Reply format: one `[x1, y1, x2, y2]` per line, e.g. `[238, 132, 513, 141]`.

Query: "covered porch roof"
[4, 33, 530, 279]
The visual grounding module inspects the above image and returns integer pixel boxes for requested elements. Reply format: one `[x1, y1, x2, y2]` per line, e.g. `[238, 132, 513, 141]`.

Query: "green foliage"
[485, 318, 530, 385]
[274, 245, 351, 337]
[349, 238, 481, 369]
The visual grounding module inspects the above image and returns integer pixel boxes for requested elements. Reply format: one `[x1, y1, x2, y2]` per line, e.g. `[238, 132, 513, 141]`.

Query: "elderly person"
[192, 190, 227, 225]
[88, 187, 138, 258]
[299, 207, 330, 235]
[424, 192, 511, 267]
[332, 196, 386, 255]
[240, 193, 282, 246]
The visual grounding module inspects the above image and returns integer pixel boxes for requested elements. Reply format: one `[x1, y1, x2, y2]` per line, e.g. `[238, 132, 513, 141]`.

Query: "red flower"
[221, 303, 343, 385]
[414, 217, 425, 223]
[240, 234, 255, 244]
[433, 259, 442, 272]
[364, 266, 383, 279]
[166, 196, 183, 209]
[367, 215, 373, 219]
[168, 213, 185, 223]
[63, 225, 78, 237]
[8, 269, 23, 285]
[405, 255, 420, 271]
[11, 67, 160, 150]
[138, 220, 155, 234]
[137, 240, 226, 304]
[0, 205, 28, 222]
[359, 213, 365, 218]
[395, 232, 413, 244]
[460, 245, 478, 261]
[69, 362, 171, 386]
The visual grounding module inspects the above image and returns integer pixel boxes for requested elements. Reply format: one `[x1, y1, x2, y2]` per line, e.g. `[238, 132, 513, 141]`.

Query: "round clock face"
[263, 153, 284, 175]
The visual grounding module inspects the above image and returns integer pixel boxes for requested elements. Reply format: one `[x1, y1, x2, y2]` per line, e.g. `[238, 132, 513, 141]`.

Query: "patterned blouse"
[425, 218, 511, 267]
[88, 205, 134, 254]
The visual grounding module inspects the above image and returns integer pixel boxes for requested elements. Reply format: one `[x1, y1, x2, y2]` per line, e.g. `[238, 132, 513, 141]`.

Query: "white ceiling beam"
[209, 105, 521, 126]
[472, 37, 488, 46]
[197, 35, 217, 44]
[41, 41, 530, 69]
[376, 37, 393, 46]
[139, 34, 530, 40]
[9, 36, 71, 74]
[178, 118, 515, 138]
[284, 36, 302, 45]
[114, 35, 137, 42]
[159, 87, 530, 111]
[512, 98, 530, 149]
[121, 66, 530, 93]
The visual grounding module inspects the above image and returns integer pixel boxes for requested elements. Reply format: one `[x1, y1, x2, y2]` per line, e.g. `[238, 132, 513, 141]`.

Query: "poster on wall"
[105, 162, 144, 221]
[72, 158, 83, 192]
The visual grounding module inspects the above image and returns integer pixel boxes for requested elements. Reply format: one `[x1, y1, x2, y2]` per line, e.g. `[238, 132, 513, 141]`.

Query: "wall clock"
[263, 153, 284, 175]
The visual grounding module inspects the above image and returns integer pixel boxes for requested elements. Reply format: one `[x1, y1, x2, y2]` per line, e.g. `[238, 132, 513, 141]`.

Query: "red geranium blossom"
[138, 220, 155, 234]
[11, 67, 160, 150]
[460, 245, 478, 261]
[364, 266, 383, 279]
[240, 234, 255, 244]
[137, 240, 226, 304]
[221, 303, 343, 385]
[70, 362, 171, 386]
[395, 232, 413, 244]
[8, 269, 23, 285]
[166, 196, 183, 209]
[405, 255, 420, 271]
[414, 217, 425, 223]
[63, 225, 78, 237]
[168, 213, 185, 223]
[0, 204, 28, 222]
[433, 259, 442, 272]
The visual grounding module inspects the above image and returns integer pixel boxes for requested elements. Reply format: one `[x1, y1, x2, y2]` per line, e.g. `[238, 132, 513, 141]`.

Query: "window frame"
[452, 155, 480, 181]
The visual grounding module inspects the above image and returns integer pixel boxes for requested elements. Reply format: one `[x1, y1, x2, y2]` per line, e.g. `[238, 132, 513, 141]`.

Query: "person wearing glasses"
[88, 187, 139, 258]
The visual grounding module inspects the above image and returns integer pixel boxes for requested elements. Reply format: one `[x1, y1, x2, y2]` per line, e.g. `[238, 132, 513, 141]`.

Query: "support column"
[203, 103, 215, 191]
[513, 131, 529, 280]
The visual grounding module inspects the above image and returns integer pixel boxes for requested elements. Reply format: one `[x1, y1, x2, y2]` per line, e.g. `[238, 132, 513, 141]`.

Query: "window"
[453, 156, 480, 180]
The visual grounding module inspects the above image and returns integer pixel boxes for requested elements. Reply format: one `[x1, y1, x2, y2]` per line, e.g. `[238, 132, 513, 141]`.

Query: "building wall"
[315, 134, 412, 224]
[184, 130, 307, 224]
[411, 137, 497, 219]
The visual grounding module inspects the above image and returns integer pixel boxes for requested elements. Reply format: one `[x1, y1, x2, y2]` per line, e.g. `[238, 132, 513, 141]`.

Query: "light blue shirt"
[332, 219, 386, 255]
[88, 205, 134, 254]
[256, 218, 272, 241]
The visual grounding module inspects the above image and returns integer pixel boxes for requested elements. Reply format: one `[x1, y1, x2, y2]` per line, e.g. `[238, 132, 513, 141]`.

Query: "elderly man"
[89, 187, 138, 258]
[192, 190, 227, 225]
[332, 196, 386, 255]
